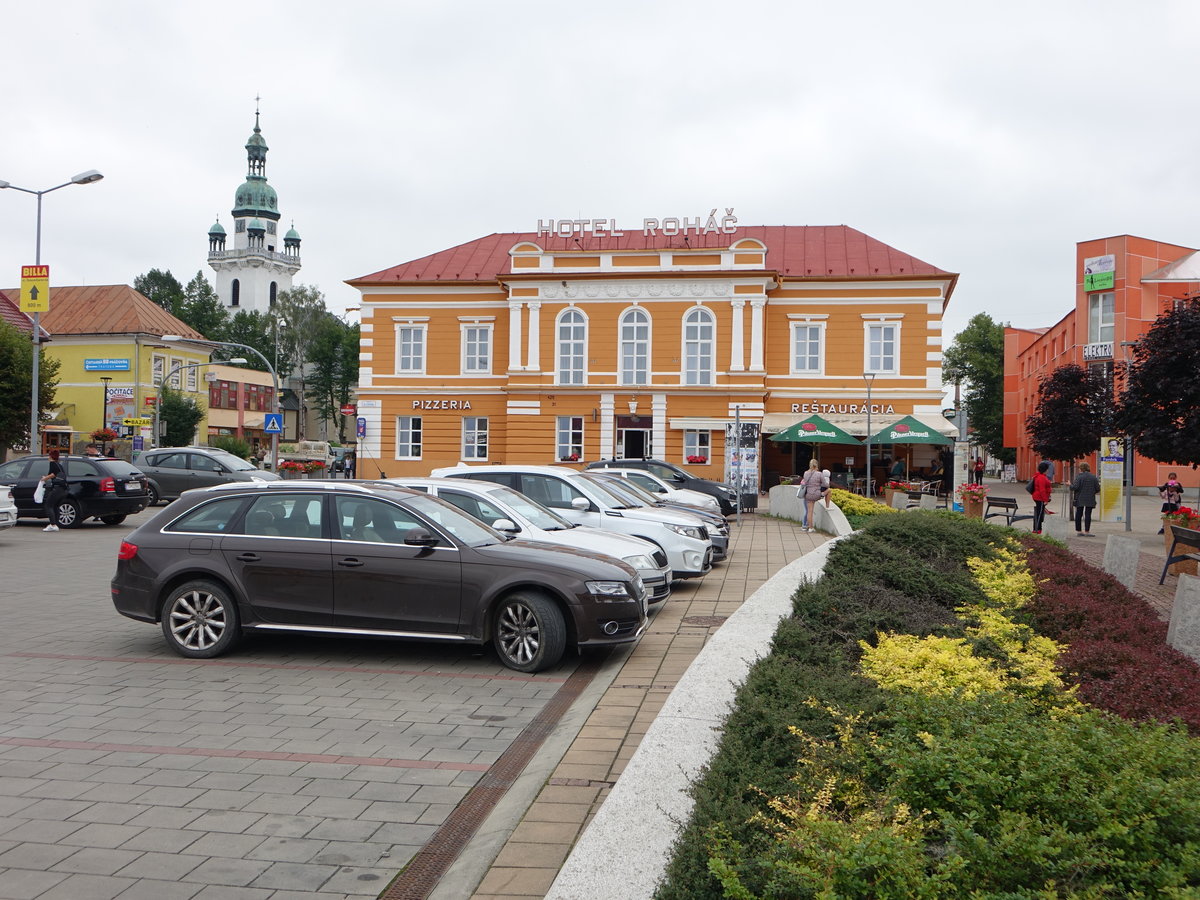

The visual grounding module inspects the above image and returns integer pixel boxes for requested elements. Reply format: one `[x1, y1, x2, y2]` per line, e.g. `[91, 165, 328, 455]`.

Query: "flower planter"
[883, 487, 897, 507]
[1163, 523, 1200, 577]
[964, 496, 985, 519]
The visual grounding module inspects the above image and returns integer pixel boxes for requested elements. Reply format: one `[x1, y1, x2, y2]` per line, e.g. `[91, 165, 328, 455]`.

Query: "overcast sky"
[3, 0, 1198, 346]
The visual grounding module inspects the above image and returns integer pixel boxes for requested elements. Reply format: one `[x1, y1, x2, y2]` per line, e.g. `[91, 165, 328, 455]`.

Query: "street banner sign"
[356, 417, 367, 438]
[340, 403, 357, 416]
[20, 265, 49, 313]
[264, 413, 284, 434]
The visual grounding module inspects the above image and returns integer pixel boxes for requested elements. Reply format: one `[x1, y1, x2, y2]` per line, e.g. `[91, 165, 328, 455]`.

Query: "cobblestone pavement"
[0, 514, 576, 899]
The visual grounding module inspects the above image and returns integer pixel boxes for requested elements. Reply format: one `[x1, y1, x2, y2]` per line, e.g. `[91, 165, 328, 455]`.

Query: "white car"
[0, 485, 16, 530]
[592, 467, 723, 514]
[388, 477, 673, 603]
[432, 464, 714, 579]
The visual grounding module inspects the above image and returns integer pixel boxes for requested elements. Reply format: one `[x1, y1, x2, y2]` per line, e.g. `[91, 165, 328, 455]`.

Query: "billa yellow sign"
[122, 417, 152, 427]
[20, 265, 49, 313]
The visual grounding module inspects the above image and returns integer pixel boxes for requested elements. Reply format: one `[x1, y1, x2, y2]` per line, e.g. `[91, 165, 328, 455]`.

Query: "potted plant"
[884, 480, 915, 506]
[277, 460, 305, 479]
[686, 455, 708, 464]
[90, 427, 119, 444]
[955, 482, 989, 519]
[1163, 506, 1200, 576]
[560, 453, 580, 462]
[304, 459, 327, 476]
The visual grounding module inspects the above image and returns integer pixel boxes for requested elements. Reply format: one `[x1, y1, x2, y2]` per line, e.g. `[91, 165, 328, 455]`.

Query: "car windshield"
[577, 474, 640, 509]
[486, 486, 574, 531]
[601, 476, 661, 506]
[101, 460, 144, 478]
[405, 493, 503, 547]
[207, 451, 257, 472]
[591, 475, 654, 507]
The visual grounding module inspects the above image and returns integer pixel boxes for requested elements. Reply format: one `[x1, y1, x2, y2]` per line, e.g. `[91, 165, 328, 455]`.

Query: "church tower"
[207, 106, 301, 314]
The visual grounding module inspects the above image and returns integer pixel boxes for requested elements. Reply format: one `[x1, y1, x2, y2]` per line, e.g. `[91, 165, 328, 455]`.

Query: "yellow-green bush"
[829, 488, 896, 528]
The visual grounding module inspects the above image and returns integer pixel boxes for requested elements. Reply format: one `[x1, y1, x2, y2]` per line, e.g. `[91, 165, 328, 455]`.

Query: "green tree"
[307, 317, 360, 442]
[1025, 363, 1113, 464]
[943, 313, 1010, 461]
[224, 310, 276, 374]
[177, 271, 228, 340]
[1118, 302, 1200, 471]
[158, 385, 205, 447]
[133, 269, 185, 316]
[274, 284, 329, 439]
[0, 321, 60, 454]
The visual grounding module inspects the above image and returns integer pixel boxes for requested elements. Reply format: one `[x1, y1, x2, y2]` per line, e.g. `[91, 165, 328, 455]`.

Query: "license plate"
[125, 482, 141, 492]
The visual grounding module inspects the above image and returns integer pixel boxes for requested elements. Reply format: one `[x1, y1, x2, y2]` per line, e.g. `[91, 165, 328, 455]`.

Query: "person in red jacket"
[1031, 460, 1053, 534]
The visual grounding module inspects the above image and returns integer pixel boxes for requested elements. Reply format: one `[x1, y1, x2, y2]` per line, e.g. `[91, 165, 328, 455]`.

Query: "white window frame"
[152, 354, 165, 386]
[681, 306, 715, 386]
[790, 321, 826, 375]
[169, 357, 184, 389]
[1089, 292, 1115, 344]
[395, 322, 427, 374]
[556, 308, 588, 385]
[863, 319, 901, 375]
[684, 430, 711, 463]
[619, 307, 651, 386]
[461, 323, 492, 375]
[186, 367, 198, 392]
[462, 416, 489, 460]
[556, 416, 584, 461]
[396, 416, 422, 459]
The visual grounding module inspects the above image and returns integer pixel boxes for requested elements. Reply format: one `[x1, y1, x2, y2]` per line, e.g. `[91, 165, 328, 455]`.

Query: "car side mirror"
[403, 527, 439, 547]
[571, 496, 591, 511]
[490, 518, 519, 533]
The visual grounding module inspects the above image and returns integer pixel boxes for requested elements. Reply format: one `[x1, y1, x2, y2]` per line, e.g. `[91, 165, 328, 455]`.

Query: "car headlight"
[666, 523, 705, 540]
[586, 580, 633, 600]
[721, 487, 736, 497]
[623, 554, 656, 571]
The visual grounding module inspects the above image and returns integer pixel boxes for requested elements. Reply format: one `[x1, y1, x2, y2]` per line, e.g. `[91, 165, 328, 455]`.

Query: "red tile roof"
[0, 290, 50, 339]
[0, 285, 204, 339]
[348, 225, 953, 286]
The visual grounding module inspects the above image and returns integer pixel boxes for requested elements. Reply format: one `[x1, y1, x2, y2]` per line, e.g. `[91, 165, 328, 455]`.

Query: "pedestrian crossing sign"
[264, 413, 284, 434]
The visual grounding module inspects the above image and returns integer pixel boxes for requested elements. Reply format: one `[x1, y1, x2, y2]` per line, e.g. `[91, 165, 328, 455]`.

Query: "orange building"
[348, 223, 958, 484]
[1004, 234, 1200, 488]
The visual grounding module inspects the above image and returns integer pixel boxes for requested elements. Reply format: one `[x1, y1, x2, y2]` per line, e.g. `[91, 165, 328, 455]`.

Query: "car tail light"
[117, 541, 138, 561]
[100, 477, 116, 493]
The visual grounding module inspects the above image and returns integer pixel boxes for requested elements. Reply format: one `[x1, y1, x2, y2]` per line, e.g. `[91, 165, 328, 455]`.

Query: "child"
[1160, 472, 1184, 534]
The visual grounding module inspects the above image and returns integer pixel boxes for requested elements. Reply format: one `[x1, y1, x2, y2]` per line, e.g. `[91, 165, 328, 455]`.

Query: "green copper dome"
[233, 178, 279, 219]
[285, 226, 300, 240]
[209, 219, 226, 235]
[247, 217, 266, 232]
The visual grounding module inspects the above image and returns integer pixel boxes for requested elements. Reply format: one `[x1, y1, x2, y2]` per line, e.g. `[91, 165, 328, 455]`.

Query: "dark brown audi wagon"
[110, 481, 648, 672]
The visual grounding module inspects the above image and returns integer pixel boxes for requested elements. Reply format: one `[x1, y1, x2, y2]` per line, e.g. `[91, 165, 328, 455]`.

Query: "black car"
[586, 458, 738, 515]
[0, 454, 151, 528]
[111, 480, 648, 672]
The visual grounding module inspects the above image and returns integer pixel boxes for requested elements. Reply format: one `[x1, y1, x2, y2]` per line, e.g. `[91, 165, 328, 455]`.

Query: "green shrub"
[208, 435, 253, 459]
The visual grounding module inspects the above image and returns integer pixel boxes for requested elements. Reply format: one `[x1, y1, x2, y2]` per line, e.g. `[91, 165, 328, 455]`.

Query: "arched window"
[682, 307, 714, 385]
[619, 307, 650, 385]
[270, 282, 278, 307]
[557, 308, 587, 385]
[231, 279, 240, 307]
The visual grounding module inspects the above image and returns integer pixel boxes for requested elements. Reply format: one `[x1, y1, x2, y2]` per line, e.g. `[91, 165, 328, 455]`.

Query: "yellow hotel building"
[347, 223, 958, 487]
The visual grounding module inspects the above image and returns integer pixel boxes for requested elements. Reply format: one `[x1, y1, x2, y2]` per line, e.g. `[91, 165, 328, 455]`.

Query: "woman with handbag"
[39, 449, 68, 532]
[1031, 460, 1053, 534]
[796, 459, 828, 533]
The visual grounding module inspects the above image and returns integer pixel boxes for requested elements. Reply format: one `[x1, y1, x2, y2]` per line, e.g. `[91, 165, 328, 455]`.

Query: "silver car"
[388, 477, 673, 603]
[0, 485, 16, 530]
[137, 446, 280, 505]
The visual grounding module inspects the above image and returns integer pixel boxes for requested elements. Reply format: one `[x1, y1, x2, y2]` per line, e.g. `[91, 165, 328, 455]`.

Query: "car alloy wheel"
[55, 498, 82, 529]
[146, 483, 160, 506]
[161, 580, 240, 658]
[493, 592, 566, 673]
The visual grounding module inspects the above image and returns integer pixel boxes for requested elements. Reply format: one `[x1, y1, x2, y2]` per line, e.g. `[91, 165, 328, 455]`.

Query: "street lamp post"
[162, 335, 279, 465]
[0, 170, 104, 452]
[153, 359, 246, 448]
[863, 373, 877, 496]
[99, 376, 112, 432]
[1120, 340, 1140, 533]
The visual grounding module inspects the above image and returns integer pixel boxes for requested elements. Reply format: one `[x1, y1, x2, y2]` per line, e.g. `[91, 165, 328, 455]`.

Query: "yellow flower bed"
[828, 488, 896, 518]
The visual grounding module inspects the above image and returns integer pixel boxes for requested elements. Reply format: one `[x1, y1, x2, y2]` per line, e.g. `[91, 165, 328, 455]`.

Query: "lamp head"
[226, 357, 248, 365]
[70, 170, 104, 185]
[0, 181, 9, 190]
[160, 335, 181, 342]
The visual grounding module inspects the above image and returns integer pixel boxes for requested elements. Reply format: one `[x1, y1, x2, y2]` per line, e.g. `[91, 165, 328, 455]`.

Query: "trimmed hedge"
[656, 513, 1200, 899]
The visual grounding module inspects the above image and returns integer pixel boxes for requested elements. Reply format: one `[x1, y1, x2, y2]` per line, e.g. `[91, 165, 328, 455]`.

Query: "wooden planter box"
[964, 496, 985, 519]
[1163, 522, 1200, 577]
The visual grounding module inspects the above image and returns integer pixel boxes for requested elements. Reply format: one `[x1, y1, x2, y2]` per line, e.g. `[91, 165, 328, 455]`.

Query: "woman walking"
[796, 459, 828, 533]
[1070, 462, 1101, 536]
[1031, 460, 1053, 534]
[40, 449, 68, 532]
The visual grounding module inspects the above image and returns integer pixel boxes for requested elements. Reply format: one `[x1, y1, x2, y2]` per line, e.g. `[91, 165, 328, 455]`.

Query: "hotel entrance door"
[616, 427, 652, 459]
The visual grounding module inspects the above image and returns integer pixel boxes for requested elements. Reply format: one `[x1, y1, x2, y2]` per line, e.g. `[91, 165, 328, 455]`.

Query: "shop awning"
[240, 415, 265, 430]
[761, 412, 955, 439]
[770, 414, 861, 444]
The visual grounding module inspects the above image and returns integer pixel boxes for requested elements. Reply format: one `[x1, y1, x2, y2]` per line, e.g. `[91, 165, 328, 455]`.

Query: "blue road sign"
[356, 417, 367, 439]
[264, 413, 284, 434]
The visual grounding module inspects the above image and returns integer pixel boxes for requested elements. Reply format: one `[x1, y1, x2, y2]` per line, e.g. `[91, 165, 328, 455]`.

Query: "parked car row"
[0, 454, 151, 528]
[106, 456, 738, 672]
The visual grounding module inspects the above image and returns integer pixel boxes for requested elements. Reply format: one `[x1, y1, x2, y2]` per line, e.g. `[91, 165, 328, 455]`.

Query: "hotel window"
[1089, 292, 1114, 344]
[791, 322, 824, 374]
[865, 322, 899, 374]
[396, 416, 422, 459]
[556, 416, 584, 460]
[463, 417, 488, 460]
[684, 430, 710, 463]
[396, 324, 426, 373]
[462, 324, 492, 374]
[557, 309, 586, 385]
[619, 307, 650, 385]
[682, 307, 715, 385]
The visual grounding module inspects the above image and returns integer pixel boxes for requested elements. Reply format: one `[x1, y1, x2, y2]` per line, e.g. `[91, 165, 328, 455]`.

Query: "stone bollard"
[919, 494, 938, 511]
[1168, 574, 1200, 665]
[1102, 534, 1140, 591]
[891, 492, 910, 511]
[1043, 512, 1072, 542]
